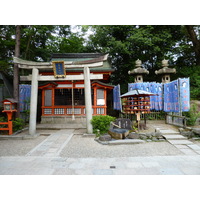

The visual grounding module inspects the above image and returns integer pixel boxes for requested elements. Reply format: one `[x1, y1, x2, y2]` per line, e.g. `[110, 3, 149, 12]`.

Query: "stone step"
[159, 129, 179, 134]
[162, 134, 187, 140]
[167, 139, 193, 145]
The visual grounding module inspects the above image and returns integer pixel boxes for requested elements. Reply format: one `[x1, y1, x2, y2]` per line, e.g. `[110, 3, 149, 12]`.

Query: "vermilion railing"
[41, 105, 106, 116]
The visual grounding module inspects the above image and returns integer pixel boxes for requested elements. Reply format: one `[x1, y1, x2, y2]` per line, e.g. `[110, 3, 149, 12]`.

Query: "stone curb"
[0, 133, 40, 140]
[95, 138, 145, 145]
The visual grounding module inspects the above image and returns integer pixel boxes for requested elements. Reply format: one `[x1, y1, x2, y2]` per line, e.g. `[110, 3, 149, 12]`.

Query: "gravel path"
[0, 130, 55, 156]
[0, 136, 48, 156]
[60, 135, 183, 158]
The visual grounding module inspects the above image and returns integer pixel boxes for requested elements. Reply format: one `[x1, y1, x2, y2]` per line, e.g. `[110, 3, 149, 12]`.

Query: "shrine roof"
[50, 53, 114, 73]
[2, 98, 18, 103]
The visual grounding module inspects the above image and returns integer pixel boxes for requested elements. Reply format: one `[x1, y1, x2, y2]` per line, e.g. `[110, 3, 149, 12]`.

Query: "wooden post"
[7, 112, 13, 135]
[71, 81, 75, 120]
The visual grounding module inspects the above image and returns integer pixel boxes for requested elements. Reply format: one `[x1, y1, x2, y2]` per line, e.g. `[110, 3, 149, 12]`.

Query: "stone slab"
[162, 134, 187, 140]
[167, 140, 193, 145]
[179, 148, 198, 155]
[108, 139, 145, 145]
[195, 150, 200, 155]
[160, 168, 184, 175]
[187, 144, 200, 151]
[159, 130, 179, 134]
[126, 162, 143, 168]
[174, 144, 189, 149]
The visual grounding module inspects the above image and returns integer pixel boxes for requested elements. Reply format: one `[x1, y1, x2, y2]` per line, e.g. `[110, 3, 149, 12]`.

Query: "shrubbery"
[13, 118, 25, 132]
[91, 115, 115, 137]
[183, 104, 200, 126]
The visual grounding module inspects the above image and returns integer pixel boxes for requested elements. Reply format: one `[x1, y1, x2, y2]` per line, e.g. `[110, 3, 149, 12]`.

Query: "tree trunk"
[185, 25, 200, 66]
[13, 25, 21, 117]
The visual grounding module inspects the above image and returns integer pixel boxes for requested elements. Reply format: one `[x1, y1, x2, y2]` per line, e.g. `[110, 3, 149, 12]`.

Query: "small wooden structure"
[0, 98, 17, 135]
[121, 89, 156, 130]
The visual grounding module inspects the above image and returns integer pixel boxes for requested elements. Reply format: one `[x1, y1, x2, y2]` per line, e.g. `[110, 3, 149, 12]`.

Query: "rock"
[146, 132, 155, 138]
[181, 131, 194, 138]
[152, 137, 158, 141]
[155, 132, 161, 137]
[178, 128, 184, 133]
[195, 118, 200, 126]
[192, 128, 200, 135]
[139, 134, 147, 140]
[155, 128, 161, 133]
[99, 134, 112, 141]
[151, 132, 155, 137]
[127, 132, 140, 139]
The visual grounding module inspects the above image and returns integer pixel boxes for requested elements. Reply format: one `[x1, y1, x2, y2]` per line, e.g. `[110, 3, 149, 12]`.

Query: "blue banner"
[179, 78, 190, 112]
[163, 78, 190, 112]
[128, 82, 163, 111]
[19, 84, 31, 112]
[164, 80, 179, 112]
[113, 84, 122, 110]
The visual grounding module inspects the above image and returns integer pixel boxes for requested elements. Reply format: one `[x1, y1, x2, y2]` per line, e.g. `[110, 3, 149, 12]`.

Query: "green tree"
[85, 25, 184, 92]
[185, 25, 200, 66]
[0, 25, 15, 74]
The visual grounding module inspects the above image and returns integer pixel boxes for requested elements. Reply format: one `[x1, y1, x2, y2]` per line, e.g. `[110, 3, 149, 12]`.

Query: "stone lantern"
[155, 59, 176, 83]
[128, 59, 149, 83]
[0, 98, 17, 135]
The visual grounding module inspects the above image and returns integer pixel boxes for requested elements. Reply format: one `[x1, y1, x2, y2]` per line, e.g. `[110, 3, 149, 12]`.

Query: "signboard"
[52, 61, 66, 78]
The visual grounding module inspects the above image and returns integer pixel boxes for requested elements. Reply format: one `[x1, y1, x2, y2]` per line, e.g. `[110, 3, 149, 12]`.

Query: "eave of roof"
[121, 89, 156, 98]
[40, 53, 114, 73]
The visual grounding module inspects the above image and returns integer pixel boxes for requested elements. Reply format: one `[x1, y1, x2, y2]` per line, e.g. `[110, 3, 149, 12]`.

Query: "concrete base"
[41, 116, 86, 124]
[37, 123, 86, 129]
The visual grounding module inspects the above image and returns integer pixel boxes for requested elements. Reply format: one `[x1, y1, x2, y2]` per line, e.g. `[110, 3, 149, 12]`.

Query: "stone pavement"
[1, 124, 200, 175]
[158, 127, 200, 155]
[26, 129, 74, 157]
[1, 155, 200, 175]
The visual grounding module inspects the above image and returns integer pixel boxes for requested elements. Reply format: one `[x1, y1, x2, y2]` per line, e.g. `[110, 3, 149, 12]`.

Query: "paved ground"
[0, 121, 200, 175]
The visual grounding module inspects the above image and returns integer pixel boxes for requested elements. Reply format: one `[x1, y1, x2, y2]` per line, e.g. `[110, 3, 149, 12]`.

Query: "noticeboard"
[52, 61, 66, 78]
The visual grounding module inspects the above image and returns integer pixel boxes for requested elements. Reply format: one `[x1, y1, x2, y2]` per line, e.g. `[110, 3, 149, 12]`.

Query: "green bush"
[91, 115, 115, 137]
[0, 116, 7, 129]
[183, 104, 200, 126]
[13, 118, 25, 132]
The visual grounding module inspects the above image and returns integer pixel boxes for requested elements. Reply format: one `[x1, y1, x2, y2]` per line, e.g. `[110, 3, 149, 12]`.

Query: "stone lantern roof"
[128, 59, 149, 75]
[155, 59, 176, 75]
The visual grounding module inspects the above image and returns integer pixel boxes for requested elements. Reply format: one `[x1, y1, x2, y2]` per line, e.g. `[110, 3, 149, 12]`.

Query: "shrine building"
[28, 53, 114, 124]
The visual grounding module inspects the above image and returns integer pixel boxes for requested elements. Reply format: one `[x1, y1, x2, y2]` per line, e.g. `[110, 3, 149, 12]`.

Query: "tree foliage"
[85, 25, 185, 92]
[84, 25, 200, 98]
[0, 25, 87, 74]
[0, 25, 200, 99]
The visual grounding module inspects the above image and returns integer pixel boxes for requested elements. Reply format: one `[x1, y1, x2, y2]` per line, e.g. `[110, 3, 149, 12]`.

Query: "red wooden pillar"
[104, 88, 107, 115]
[7, 112, 13, 135]
[93, 86, 97, 115]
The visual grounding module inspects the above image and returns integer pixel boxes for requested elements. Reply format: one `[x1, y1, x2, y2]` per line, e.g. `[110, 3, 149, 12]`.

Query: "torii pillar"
[29, 68, 39, 135]
[84, 67, 93, 134]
